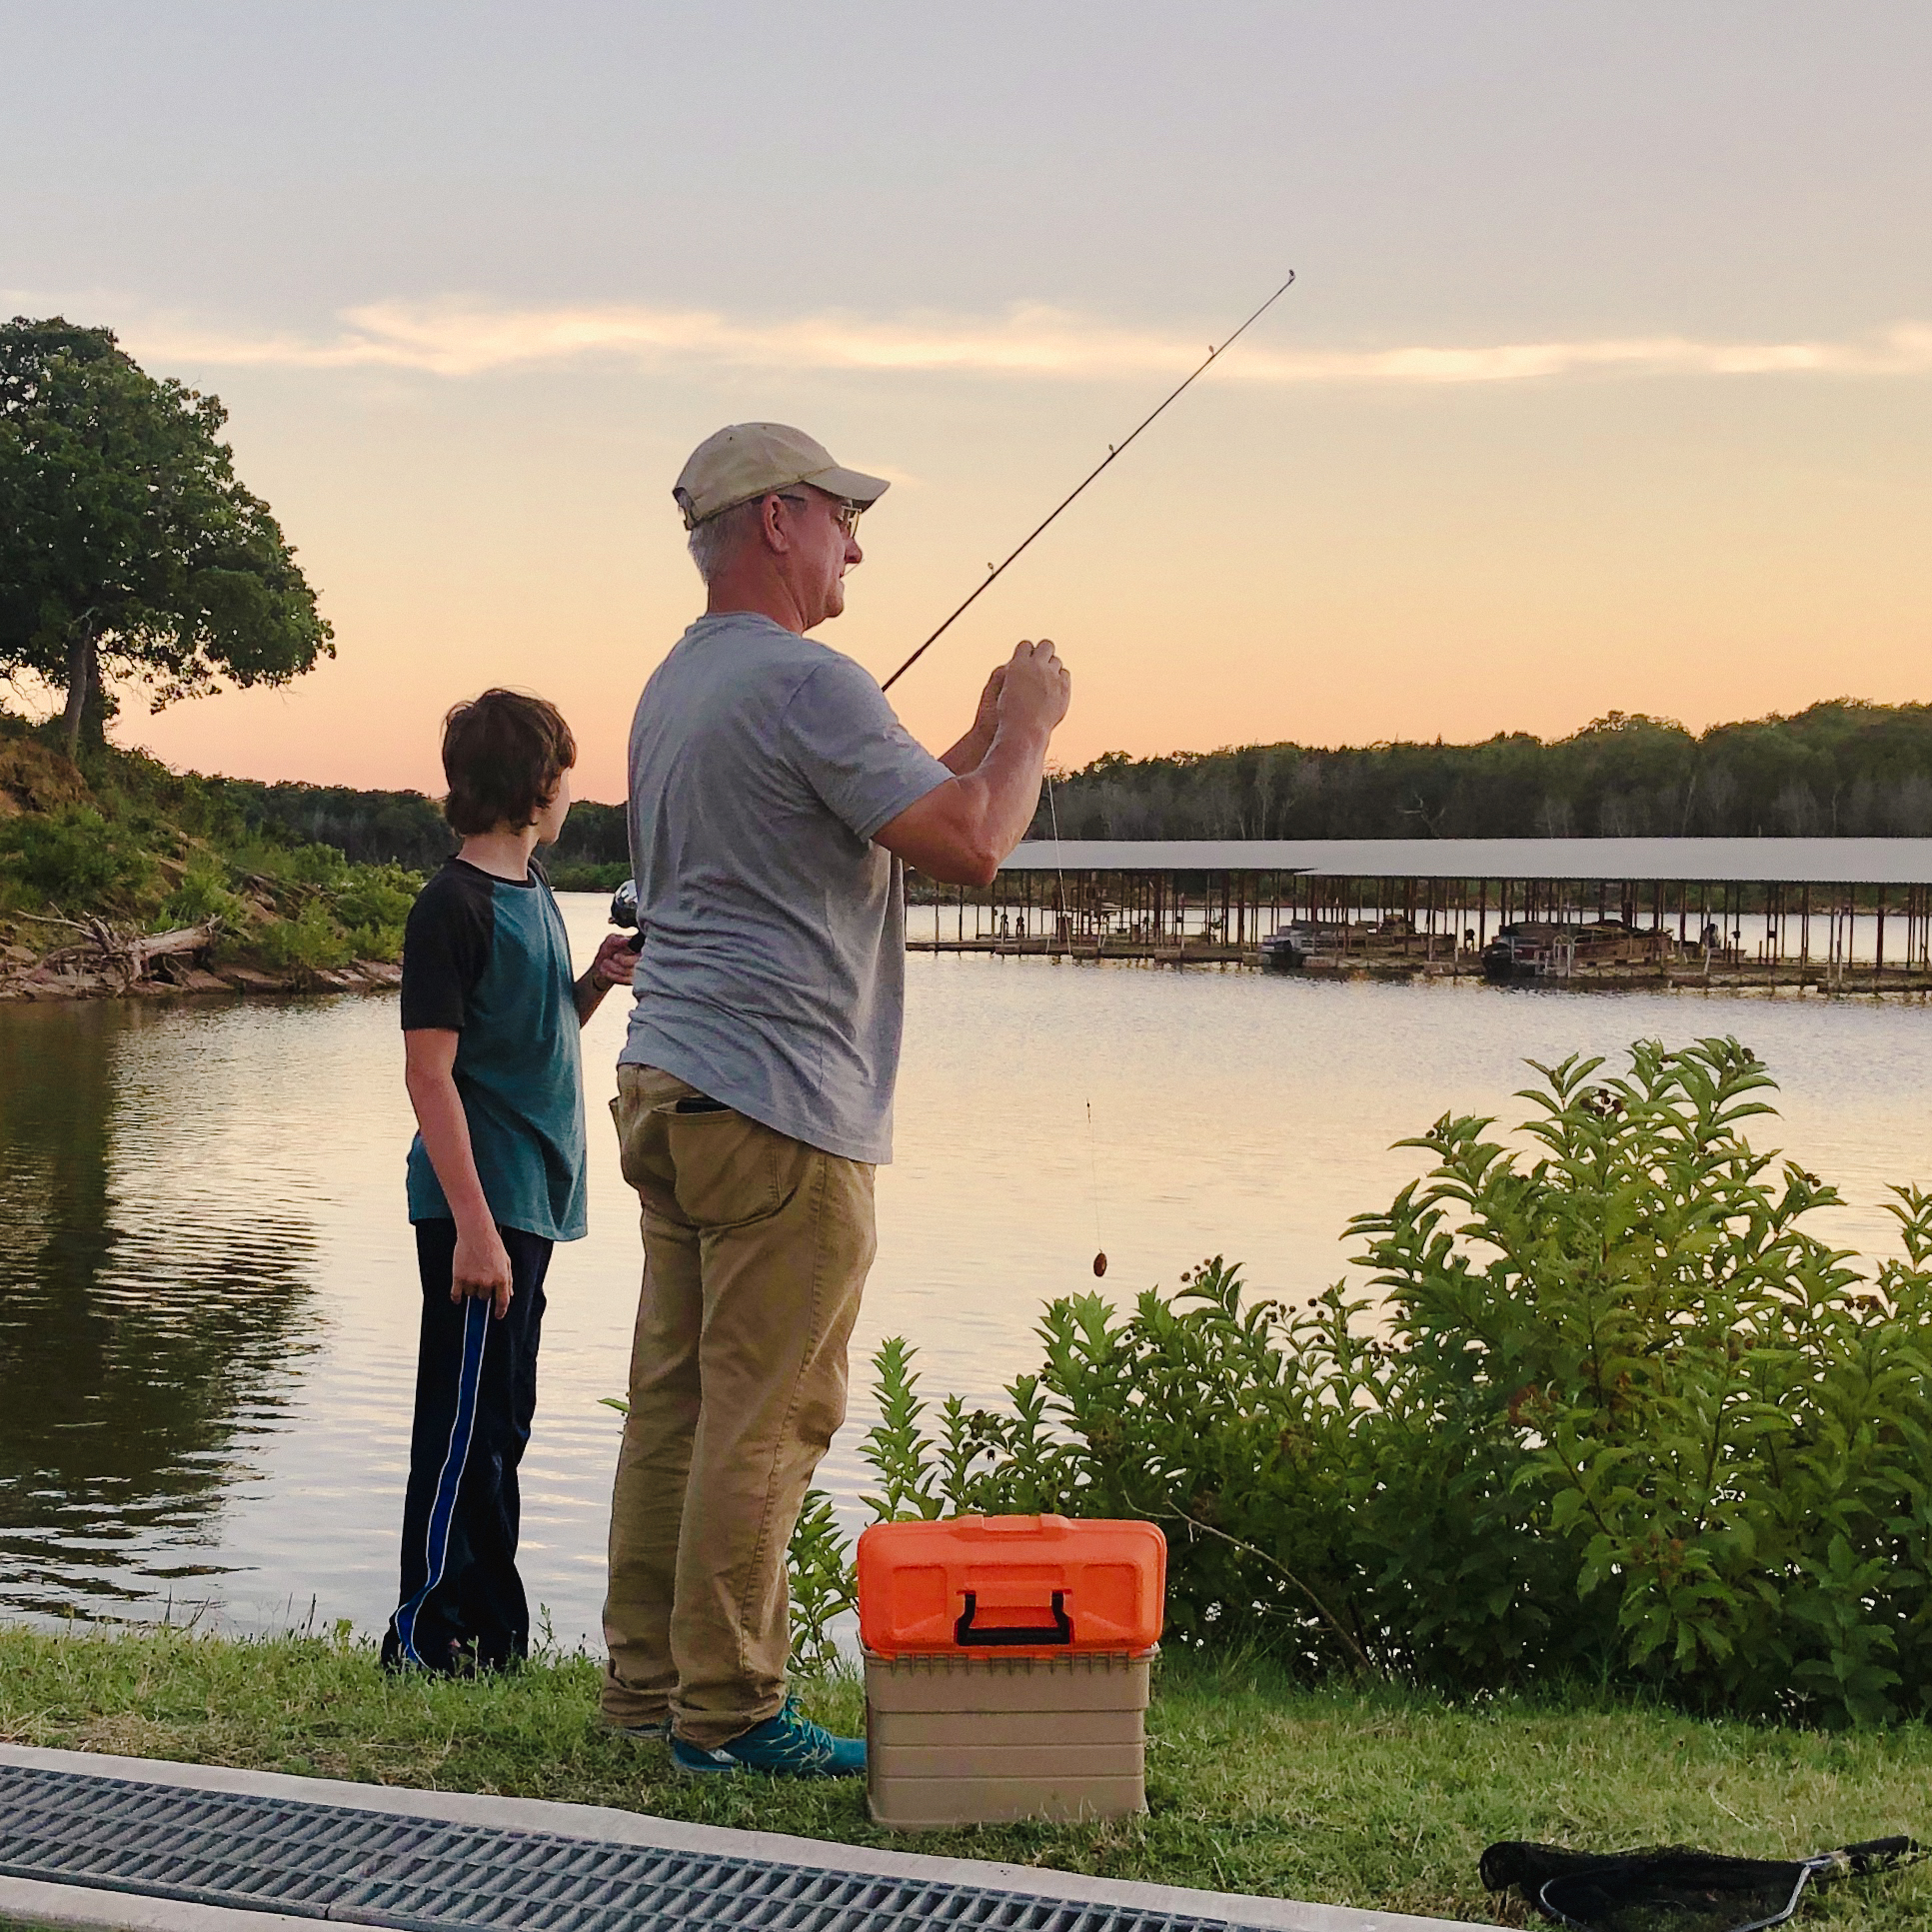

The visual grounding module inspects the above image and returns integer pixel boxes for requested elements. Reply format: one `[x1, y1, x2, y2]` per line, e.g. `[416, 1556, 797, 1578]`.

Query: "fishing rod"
[879, 269, 1296, 693]
[890, 278, 1297, 1278]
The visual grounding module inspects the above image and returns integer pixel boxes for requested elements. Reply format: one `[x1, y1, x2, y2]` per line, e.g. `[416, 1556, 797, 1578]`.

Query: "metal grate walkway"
[0, 1763, 1241, 1930]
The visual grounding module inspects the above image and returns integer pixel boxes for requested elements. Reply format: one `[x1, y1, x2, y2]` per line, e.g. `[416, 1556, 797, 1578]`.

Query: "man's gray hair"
[687, 498, 767, 584]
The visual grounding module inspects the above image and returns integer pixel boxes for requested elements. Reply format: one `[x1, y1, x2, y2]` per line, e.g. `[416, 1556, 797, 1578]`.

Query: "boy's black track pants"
[382, 1220, 550, 1675]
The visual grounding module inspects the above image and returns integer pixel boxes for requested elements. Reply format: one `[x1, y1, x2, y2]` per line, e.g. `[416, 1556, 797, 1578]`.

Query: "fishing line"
[900, 277, 1302, 1279]
[1046, 766, 1108, 1278]
[879, 270, 1297, 694]
[1085, 1099, 1107, 1279]
[1044, 762, 1069, 945]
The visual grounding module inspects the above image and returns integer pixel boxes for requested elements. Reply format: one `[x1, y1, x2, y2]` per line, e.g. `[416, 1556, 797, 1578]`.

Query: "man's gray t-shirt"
[619, 612, 953, 1164]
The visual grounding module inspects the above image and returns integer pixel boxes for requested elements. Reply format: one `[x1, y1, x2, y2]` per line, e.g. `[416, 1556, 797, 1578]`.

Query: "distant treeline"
[209, 700, 1932, 878]
[218, 781, 630, 880]
[1031, 701, 1932, 843]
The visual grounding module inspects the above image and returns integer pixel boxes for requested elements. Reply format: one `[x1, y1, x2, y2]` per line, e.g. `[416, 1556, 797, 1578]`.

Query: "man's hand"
[996, 638, 1071, 737]
[453, 1219, 515, 1318]
[587, 931, 638, 992]
[877, 636, 1072, 887]
[940, 663, 1006, 776]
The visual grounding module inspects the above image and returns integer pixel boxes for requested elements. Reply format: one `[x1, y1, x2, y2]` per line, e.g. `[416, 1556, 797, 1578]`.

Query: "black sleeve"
[400, 866, 495, 1031]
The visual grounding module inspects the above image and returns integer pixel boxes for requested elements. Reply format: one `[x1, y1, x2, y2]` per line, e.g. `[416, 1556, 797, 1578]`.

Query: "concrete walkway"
[0, 1744, 1497, 1932]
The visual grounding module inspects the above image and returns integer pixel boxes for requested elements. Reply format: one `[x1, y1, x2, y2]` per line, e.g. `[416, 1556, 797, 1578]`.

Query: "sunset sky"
[5, 2, 1930, 802]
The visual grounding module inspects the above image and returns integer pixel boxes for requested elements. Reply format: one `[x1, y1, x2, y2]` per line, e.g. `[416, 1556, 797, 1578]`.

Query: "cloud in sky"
[110, 300, 1932, 389]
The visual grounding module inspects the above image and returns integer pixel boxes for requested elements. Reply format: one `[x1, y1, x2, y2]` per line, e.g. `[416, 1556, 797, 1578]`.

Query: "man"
[602, 422, 1070, 1775]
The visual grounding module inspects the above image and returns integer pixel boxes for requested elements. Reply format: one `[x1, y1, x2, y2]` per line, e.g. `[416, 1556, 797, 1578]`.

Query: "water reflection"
[4, 917, 1931, 1641]
[0, 1002, 319, 1620]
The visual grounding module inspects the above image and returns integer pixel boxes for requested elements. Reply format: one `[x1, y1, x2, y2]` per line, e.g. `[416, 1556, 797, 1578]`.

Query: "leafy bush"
[857, 1038, 1932, 1727]
[220, 844, 415, 959]
[256, 900, 353, 972]
[329, 862, 417, 962]
[1355, 1038, 1931, 1724]
[330, 864, 416, 934]
[229, 835, 349, 890]
[157, 855, 249, 930]
[546, 861, 630, 894]
[787, 1489, 859, 1675]
[0, 804, 155, 911]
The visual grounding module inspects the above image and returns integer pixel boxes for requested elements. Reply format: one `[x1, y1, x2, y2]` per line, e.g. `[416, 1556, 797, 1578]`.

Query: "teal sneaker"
[671, 1700, 866, 1778]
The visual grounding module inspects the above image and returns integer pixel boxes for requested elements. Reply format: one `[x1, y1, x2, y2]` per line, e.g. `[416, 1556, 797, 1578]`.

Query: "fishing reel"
[610, 879, 644, 951]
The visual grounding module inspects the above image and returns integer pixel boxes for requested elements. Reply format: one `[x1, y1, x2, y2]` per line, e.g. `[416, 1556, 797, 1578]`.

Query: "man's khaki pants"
[601, 1064, 876, 1747]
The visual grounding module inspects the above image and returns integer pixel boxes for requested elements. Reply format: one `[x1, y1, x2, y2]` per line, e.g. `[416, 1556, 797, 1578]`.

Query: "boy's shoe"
[671, 1700, 866, 1778]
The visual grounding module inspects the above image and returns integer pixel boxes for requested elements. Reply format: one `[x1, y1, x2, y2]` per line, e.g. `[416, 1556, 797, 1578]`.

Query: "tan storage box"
[865, 1646, 1153, 1829]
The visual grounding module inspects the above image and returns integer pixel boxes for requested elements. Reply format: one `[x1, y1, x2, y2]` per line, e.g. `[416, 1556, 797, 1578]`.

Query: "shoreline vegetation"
[1, 1625, 1928, 1928]
[0, 717, 414, 1002]
[17, 698, 1932, 1004]
[803, 1042, 1931, 1733]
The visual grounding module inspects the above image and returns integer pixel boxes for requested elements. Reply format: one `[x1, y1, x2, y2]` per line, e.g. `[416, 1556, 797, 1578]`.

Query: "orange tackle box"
[857, 1513, 1165, 1659]
[857, 1514, 1165, 1829]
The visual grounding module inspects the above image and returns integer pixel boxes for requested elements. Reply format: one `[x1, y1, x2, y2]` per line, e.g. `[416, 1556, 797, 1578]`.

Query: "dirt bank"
[0, 949, 402, 1001]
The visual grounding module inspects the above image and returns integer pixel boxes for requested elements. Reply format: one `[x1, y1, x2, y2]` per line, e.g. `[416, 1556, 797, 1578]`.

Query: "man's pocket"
[659, 1101, 786, 1228]
[613, 1066, 794, 1228]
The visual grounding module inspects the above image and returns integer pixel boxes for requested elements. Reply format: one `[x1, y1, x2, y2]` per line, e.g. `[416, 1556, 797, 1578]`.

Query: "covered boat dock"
[909, 838, 1932, 987]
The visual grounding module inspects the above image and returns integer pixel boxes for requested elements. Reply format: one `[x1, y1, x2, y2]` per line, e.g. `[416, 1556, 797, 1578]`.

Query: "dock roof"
[1000, 838, 1932, 885]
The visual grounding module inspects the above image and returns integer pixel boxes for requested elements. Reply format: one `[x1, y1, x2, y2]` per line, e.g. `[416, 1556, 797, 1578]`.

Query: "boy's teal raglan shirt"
[401, 858, 588, 1241]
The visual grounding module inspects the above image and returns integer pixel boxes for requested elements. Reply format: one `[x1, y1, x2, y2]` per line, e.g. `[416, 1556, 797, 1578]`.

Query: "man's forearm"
[885, 642, 1066, 880]
[958, 718, 1052, 860]
[899, 716, 1051, 884]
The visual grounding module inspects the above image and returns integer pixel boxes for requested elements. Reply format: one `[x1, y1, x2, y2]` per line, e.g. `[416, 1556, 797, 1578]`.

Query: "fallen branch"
[25, 916, 223, 986]
[127, 923, 223, 974]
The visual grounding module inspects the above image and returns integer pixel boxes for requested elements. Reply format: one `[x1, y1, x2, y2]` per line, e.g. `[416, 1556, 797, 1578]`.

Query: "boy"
[382, 689, 634, 1675]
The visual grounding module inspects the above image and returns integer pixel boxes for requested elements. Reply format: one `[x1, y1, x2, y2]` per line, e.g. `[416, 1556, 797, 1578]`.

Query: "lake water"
[4, 894, 1929, 1646]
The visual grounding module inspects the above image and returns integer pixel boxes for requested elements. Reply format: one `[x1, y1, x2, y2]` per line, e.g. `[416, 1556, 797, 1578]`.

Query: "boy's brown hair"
[441, 689, 577, 836]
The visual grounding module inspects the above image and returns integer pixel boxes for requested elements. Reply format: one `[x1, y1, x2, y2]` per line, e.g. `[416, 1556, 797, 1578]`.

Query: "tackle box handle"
[951, 1513, 1073, 1538]
[953, 1589, 1073, 1647]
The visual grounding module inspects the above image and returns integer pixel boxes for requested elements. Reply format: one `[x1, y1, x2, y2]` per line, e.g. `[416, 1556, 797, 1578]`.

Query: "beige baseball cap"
[673, 422, 890, 529]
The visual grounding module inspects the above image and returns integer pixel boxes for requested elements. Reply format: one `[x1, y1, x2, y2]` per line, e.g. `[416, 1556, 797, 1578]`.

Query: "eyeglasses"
[776, 492, 864, 537]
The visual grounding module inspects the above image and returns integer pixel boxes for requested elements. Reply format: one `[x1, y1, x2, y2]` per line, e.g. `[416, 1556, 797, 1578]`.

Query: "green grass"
[1, 1628, 1928, 1927]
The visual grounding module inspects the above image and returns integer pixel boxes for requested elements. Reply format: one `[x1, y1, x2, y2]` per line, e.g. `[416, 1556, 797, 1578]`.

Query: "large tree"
[0, 317, 333, 758]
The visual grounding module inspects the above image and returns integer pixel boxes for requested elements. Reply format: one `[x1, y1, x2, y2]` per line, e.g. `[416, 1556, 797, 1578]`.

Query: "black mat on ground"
[1481, 1836, 1922, 1932]
[0, 1763, 1235, 1930]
